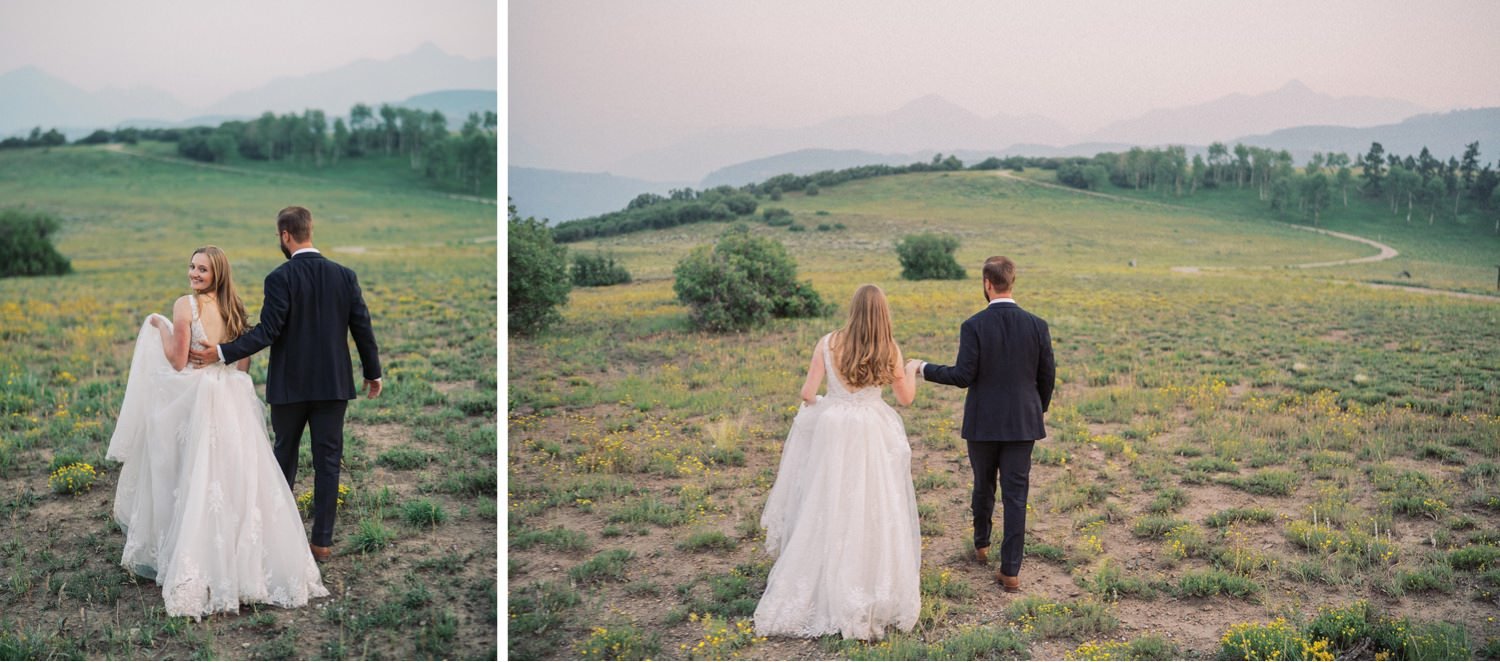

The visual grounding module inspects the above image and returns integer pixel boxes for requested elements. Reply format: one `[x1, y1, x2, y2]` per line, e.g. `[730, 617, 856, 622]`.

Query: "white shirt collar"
[292, 247, 321, 257]
[989, 297, 1015, 305]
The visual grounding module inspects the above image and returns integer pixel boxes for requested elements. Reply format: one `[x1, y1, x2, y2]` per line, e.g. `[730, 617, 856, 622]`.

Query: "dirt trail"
[100, 143, 496, 206]
[993, 170, 1400, 269]
[992, 171, 1500, 302]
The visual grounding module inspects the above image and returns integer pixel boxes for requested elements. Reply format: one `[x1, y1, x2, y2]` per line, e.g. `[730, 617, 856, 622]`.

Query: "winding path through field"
[990, 170, 1398, 268]
[101, 143, 497, 206]
[993, 171, 1500, 302]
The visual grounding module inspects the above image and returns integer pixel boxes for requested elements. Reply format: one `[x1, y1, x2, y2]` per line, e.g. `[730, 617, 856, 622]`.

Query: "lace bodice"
[821, 334, 883, 403]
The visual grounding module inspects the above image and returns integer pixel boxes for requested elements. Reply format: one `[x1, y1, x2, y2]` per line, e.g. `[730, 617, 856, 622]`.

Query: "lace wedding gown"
[754, 334, 921, 640]
[107, 297, 327, 620]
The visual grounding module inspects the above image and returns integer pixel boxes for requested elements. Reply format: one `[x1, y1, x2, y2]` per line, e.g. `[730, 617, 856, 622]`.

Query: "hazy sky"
[511, 0, 1500, 139]
[0, 0, 496, 108]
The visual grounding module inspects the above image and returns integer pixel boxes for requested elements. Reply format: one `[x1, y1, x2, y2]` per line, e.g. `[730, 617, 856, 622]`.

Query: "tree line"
[2, 104, 498, 197]
[552, 137, 1500, 243]
[551, 153, 1081, 243]
[1055, 142, 1499, 227]
[173, 104, 497, 196]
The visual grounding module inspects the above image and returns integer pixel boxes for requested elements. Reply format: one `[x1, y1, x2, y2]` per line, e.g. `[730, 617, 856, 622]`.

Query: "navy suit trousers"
[968, 440, 1034, 576]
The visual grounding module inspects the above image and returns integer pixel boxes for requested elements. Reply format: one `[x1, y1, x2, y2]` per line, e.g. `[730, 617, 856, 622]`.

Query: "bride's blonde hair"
[832, 284, 899, 389]
[192, 246, 249, 342]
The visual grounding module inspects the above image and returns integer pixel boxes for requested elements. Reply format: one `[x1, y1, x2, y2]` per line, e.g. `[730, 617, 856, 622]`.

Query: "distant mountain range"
[1234, 108, 1500, 163]
[603, 95, 1073, 182]
[0, 43, 496, 137]
[508, 167, 692, 224]
[1082, 80, 1426, 146]
[509, 80, 1438, 184]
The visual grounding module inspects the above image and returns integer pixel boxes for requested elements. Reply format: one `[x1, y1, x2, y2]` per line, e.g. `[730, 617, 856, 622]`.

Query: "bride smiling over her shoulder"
[108, 245, 327, 620]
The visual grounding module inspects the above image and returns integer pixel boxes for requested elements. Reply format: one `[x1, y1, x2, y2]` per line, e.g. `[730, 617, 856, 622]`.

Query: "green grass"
[677, 529, 737, 552]
[1205, 507, 1277, 528]
[510, 526, 589, 553]
[568, 549, 635, 584]
[399, 498, 448, 527]
[503, 166, 1499, 658]
[1174, 569, 1260, 598]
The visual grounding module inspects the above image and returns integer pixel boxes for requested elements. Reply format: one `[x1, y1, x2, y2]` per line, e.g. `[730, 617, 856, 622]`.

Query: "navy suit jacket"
[220, 252, 381, 405]
[923, 301, 1055, 441]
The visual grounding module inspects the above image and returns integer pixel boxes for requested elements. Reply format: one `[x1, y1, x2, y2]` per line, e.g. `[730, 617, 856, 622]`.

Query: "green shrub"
[571, 252, 632, 287]
[672, 227, 829, 332]
[896, 234, 965, 280]
[508, 202, 570, 335]
[0, 208, 72, 278]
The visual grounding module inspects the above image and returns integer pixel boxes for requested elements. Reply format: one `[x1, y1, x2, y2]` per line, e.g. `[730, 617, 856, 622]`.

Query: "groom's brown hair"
[277, 206, 313, 242]
[983, 256, 1016, 293]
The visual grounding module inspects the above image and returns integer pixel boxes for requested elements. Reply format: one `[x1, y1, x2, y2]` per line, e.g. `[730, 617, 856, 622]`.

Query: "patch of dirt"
[432, 380, 478, 395]
[1319, 329, 1352, 342]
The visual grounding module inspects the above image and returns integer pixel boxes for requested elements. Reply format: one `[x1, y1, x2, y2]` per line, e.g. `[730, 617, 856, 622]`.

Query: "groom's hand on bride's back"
[188, 346, 219, 367]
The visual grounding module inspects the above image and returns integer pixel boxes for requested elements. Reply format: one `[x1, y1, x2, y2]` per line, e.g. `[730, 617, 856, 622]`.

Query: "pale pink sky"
[511, 1, 1500, 139]
[0, 0, 496, 108]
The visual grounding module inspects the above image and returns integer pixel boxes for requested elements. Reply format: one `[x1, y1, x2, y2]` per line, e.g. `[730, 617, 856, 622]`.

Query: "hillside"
[509, 169, 1499, 659]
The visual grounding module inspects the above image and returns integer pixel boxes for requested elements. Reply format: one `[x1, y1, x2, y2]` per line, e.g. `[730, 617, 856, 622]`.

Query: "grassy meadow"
[508, 169, 1500, 659]
[0, 142, 497, 659]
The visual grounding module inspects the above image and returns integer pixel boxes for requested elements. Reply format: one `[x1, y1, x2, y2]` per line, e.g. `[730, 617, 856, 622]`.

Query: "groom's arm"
[1036, 321, 1055, 412]
[923, 319, 980, 388]
[346, 270, 381, 382]
[220, 269, 290, 364]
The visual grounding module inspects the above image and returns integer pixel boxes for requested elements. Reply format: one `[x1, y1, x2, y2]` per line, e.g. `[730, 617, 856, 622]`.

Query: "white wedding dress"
[754, 334, 921, 641]
[107, 297, 327, 620]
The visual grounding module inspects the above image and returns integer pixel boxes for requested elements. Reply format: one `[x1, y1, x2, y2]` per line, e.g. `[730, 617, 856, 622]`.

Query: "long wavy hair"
[192, 246, 249, 342]
[832, 284, 899, 389]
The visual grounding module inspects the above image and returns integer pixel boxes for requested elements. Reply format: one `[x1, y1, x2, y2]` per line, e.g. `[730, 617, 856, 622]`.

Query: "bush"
[672, 228, 829, 332]
[0, 208, 72, 278]
[571, 252, 632, 287]
[508, 202, 570, 335]
[895, 233, 965, 280]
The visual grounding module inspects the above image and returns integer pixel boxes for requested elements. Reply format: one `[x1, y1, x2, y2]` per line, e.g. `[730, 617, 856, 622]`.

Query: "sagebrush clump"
[672, 227, 828, 332]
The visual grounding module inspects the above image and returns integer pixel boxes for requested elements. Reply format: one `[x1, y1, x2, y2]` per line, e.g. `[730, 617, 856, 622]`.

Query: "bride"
[755, 284, 922, 641]
[107, 245, 327, 620]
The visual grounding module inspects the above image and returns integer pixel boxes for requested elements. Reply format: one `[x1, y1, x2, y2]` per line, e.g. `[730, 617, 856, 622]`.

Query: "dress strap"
[188, 295, 200, 321]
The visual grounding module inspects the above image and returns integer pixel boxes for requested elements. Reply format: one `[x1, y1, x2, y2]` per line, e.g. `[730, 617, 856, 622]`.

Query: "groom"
[910, 255, 1054, 592]
[189, 205, 382, 562]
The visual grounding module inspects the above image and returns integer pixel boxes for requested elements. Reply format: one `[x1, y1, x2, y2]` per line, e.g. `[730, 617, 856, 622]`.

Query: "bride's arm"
[799, 337, 826, 405]
[235, 356, 251, 372]
[154, 297, 193, 371]
[891, 345, 917, 406]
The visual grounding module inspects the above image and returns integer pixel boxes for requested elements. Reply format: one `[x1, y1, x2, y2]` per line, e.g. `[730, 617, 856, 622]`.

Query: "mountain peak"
[895, 94, 967, 112]
[408, 41, 449, 58]
[1274, 79, 1315, 95]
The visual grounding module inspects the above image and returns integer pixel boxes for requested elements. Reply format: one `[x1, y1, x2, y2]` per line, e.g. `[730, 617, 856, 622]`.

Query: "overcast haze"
[510, 0, 1500, 174]
[0, 0, 496, 108]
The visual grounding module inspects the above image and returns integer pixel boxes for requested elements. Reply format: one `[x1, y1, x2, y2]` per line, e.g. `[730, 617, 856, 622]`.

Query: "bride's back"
[195, 295, 226, 346]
